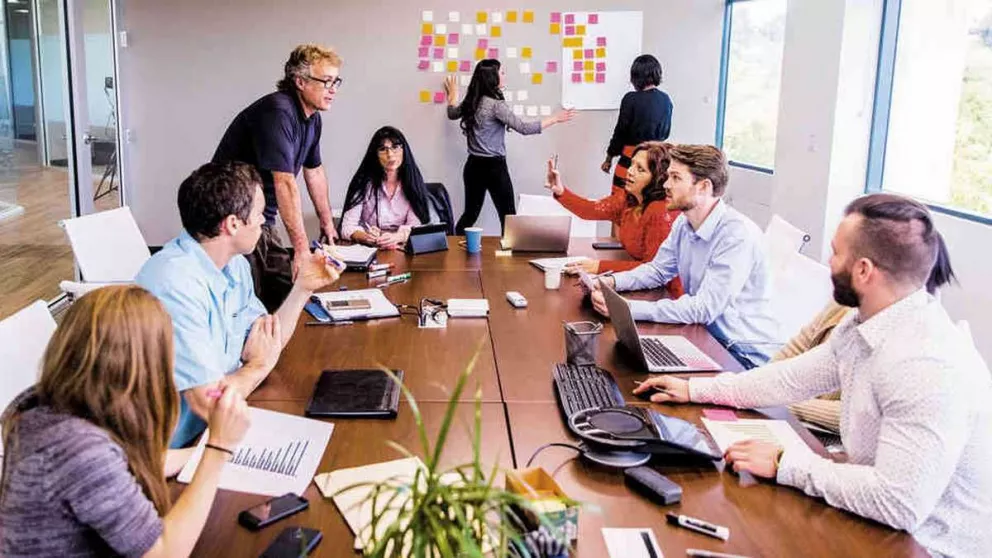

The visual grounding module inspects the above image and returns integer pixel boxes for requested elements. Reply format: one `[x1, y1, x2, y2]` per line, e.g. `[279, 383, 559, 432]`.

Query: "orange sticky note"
[476, 11, 488, 23]
[446, 60, 458, 72]
[584, 60, 594, 71]
[419, 90, 431, 103]
[506, 10, 518, 23]
[521, 47, 533, 59]
[563, 37, 582, 48]
[576, 25, 586, 36]
[435, 35, 446, 46]
[550, 23, 561, 35]
[422, 23, 433, 35]
[475, 48, 486, 60]
[491, 25, 502, 37]
[532, 73, 543, 85]
[596, 47, 606, 58]
[573, 49, 583, 60]
[522, 10, 534, 23]
[584, 72, 594, 83]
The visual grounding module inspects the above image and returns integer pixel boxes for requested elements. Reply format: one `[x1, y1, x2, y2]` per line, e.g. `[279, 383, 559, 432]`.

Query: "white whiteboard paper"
[560, 11, 643, 110]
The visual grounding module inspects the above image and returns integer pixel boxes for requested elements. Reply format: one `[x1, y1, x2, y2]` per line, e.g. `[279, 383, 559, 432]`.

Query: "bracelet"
[205, 443, 234, 457]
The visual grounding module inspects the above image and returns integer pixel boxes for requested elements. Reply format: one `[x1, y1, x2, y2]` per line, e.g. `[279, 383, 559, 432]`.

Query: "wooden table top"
[176, 236, 924, 557]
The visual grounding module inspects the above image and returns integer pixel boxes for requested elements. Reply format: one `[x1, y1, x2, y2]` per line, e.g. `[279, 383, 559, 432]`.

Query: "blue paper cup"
[464, 227, 483, 254]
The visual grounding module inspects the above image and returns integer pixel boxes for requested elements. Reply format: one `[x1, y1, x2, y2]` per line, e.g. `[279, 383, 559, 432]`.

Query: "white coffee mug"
[545, 266, 563, 290]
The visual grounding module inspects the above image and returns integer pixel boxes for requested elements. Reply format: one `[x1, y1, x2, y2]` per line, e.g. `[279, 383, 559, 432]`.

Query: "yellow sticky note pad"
[435, 35, 446, 46]
[521, 47, 533, 59]
[573, 49, 583, 60]
[584, 60, 594, 71]
[550, 23, 561, 35]
[422, 23, 433, 35]
[419, 90, 431, 103]
[477, 11, 487, 23]
[532, 73, 543, 85]
[447, 60, 458, 72]
[506, 11, 518, 23]
[584, 72, 594, 83]
[475, 48, 486, 60]
[576, 25, 586, 36]
[596, 48, 606, 58]
[522, 10, 534, 23]
[491, 25, 502, 37]
[563, 37, 582, 48]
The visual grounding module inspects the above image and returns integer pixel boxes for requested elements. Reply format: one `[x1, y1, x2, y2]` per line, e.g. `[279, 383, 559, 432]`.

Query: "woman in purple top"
[0, 286, 250, 558]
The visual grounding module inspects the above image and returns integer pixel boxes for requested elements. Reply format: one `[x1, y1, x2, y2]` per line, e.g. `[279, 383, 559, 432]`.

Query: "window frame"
[866, 0, 992, 226]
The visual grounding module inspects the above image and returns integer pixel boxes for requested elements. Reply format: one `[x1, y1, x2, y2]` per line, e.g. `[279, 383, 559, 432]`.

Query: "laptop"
[602, 284, 722, 373]
[500, 215, 571, 252]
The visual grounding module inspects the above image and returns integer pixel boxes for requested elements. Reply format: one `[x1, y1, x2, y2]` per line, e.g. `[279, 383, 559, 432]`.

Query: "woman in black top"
[602, 55, 674, 193]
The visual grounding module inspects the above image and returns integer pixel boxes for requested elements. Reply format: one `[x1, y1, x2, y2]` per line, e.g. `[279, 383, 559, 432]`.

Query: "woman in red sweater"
[545, 141, 683, 297]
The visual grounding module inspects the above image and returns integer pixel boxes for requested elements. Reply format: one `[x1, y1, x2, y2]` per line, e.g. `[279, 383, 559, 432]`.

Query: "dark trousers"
[247, 224, 293, 312]
[455, 155, 516, 235]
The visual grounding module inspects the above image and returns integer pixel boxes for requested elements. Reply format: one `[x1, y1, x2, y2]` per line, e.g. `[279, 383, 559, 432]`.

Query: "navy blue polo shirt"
[212, 90, 323, 225]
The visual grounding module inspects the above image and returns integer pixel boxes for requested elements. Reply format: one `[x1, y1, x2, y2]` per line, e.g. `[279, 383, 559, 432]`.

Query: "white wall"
[115, 0, 725, 245]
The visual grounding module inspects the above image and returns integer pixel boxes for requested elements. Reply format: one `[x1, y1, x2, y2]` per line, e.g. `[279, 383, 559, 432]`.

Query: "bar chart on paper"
[178, 407, 334, 496]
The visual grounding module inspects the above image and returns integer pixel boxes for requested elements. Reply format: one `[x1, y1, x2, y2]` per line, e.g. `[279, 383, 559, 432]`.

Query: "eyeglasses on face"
[305, 74, 343, 90]
[376, 144, 404, 154]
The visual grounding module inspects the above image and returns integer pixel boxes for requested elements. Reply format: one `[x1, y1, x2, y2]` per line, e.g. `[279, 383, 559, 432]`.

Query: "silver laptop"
[602, 283, 722, 373]
[501, 215, 571, 252]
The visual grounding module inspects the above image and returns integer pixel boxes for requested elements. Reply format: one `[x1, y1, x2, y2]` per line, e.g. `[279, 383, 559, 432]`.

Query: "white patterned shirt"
[689, 290, 992, 558]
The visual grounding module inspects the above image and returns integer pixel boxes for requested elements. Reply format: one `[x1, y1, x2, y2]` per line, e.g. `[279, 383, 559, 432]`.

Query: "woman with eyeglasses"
[443, 59, 576, 234]
[339, 126, 436, 250]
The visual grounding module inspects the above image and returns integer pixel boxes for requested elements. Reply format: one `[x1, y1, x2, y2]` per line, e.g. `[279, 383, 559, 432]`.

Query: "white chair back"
[765, 214, 810, 256]
[0, 301, 57, 456]
[769, 251, 835, 341]
[60, 206, 149, 282]
[517, 194, 598, 237]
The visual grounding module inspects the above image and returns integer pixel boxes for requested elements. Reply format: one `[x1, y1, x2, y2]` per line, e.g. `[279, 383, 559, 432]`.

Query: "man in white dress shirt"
[635, 193, 992, 557]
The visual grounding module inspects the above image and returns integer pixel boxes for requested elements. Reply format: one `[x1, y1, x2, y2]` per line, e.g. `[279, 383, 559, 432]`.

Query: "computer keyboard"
[640, 338, 686, 368]
[553, 363, 625, 418]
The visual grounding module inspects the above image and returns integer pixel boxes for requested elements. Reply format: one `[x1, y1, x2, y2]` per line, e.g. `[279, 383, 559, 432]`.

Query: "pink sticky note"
[588, 13, 599, 24]
[417, 60, 430, 70]
[584, 49, 594, 58]
[565, 13, 575, 24]
[488, 47, 499, 58]
[460, 60, 471, 72]
[595, 72, 605, 83]
[448, 33, 460, 45]
[565, 25, 575, 36]
[420, 35, 432, 46]
[703, 408, 738, 422]
[546, 61, 558, 73]
[571, 73, 581, 83]
[433, 47, 444, 59]
[418, 47, 429, 58]
[596, 62, 606, 72]
[551, 12, 562, 23]
[477, 38, 488, 49]
[597, 37, 607, 47]
[433, 91, 446, 104]
[573, 60, 583, 72]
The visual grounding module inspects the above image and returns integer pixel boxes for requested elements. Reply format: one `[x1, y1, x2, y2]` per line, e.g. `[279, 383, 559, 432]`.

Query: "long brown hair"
[628, 141, 673, 210]
[3, 286, 178, 514]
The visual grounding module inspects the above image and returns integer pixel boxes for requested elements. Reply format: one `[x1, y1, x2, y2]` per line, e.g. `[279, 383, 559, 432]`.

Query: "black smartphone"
[259, 527, 322, 558]
[238, 493, 309, 531]
[592, 240, 624, 250]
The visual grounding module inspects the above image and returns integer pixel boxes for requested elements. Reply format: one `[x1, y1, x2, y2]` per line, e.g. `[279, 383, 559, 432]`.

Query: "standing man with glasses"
[213, 44, 343, 310]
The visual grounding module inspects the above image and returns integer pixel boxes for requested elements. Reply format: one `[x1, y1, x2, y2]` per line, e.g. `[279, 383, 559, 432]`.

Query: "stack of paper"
[333, 244, 378, 266]
[312, 288, 399, 321]
[528, 256, 590, 271]
[701, 418, 810, 454]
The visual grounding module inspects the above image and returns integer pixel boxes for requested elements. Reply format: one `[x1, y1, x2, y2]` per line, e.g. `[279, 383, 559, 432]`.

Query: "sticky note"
[417, 60, 430, 71]
[506, 11, 518, 23]
[446, 60, 458, 72]
[474, 48, 485, 60]
[460, 60, 472, 72]
[513, 104, 524, 116]
[418, 47, 429, 58]
[550, 23, 561, 35]
[522, 10, 534, 23]
[588, 13, 599, 24]
[584, 60, 594, 71]
[551, 12, 562, 23]
[436, 24, 447, 35]
[476, 11, 487, 23]
[526, 105, 538, 116]
[420, 35, 432, 46]
[476, 24, 487, 35]
[585, 49, 594, 58]
[596, 48, 606, 58]
[573, 49, 583, 60]
[430, 47, 441, 59]
[571, 73, 581, 83]
[449, 11, 460, 23]
[460, 75, 471, 86]
[546, 61, 558, 73]
[596, 62, 606, 72]
[422, 23, 433, 35]
[434, 91, 446, 104]
[565, 26, 575, 36]
[576, 25, 586, 36]
[595, 72, 605, 83]
[521, 47, 533, 59]
[703, 409, 738, 421]
[491, 25, 502, 38]
[476, 38, 488, 49]
[573, 61, 582, 71]
[492, 11, 503, 24]
[504, 91, 514, 102]
[597, 37, 607, 47]
[585, 72, 594, 82]
[419, 90, 431, 103]
[448, 47, 459, 59]
[563, 37, 582, 48]
[519, 62, 531, 75]
[517, 90, 529, 101]
[435, 35, 446, 47]
[540, 105, 552, 116]
[488, 48, 499, 58]
[422, 11, 434, 22]
[507, 47, 518, 59]
[565, 14, 575, 24]
[462, 23, 474, 36]
[531, 73, 543, 85]
[433, 61, 444, 72]
[449, 33, 460, 45]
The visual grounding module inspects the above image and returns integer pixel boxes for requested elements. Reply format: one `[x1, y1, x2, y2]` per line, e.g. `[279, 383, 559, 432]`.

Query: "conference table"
[176, 237, 926, 557]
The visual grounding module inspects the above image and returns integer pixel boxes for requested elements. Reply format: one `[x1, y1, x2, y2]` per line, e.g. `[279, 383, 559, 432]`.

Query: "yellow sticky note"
[550, 23, 561, 35]
[435, 35, 446, 46]
[422, 23, 433, 35]
[506, 11, 518, 23]
[419, 90, 431, 103]
[584, 60, 594, 71]
[447, 60, 458, 72]
[522, 10, 534, 23]
[475, 48, 486, 60]
[563, 37, 582, 48]
[531, 73, 543, 85]
[573, 49, 583, 60]
[521, 47, 533, 59]
[576, 25, 586, 36]
[477, 11, 488, 23]
[596, 48, 606, 58]
[584, 72, 594, 83]
[491, 25, 502, 37]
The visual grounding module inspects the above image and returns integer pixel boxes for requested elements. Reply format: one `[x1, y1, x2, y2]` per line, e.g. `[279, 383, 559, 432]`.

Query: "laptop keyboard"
[553, 363, 626, 418]
[640, 338, 687, 368]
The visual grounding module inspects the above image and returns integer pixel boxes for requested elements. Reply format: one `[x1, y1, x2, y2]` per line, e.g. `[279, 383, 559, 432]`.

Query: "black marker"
[666, 512, 729, 541]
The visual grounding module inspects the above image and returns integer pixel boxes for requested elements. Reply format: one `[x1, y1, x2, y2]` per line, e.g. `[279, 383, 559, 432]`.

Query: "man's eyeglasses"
[377, 144, 404, 154]
[305, 75, 343, 90]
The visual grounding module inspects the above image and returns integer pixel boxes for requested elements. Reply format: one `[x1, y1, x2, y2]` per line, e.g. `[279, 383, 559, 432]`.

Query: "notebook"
[311, 289, 400, 322]
[305, 369, 403, 418]
[333, 244, 379, 270]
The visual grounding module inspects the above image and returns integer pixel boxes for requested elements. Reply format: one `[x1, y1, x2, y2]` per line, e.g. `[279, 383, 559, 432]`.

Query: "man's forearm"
[304, 167, 334, 232]
[275, 282, 310, 346]
[273, 173, 309, 253]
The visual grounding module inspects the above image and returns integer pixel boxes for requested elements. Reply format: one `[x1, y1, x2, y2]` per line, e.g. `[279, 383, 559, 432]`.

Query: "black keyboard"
[640, 338, 686, 368]
[553, 363, 625, 418]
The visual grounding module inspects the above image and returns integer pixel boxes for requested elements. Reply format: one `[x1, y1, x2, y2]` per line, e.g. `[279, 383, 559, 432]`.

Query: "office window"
[718, 0, 788, 171]
[870, 0, 992, 221]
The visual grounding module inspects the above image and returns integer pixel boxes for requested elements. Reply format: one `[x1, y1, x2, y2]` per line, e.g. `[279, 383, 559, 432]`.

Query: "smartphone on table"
[259, 526, 322, 558]
[238, 493, 309, 531]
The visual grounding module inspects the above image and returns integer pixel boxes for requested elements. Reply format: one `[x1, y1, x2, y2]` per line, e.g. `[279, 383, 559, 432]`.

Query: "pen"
[552, 153, 559, 170]
[206, 387, 224, 399]
[634, 380, 676, 397]
[666, 513, 729, 541]
[641, 531, 659, 558]
[686, 550, 751, 558]
[309, 240, 345, 269]
[305, 320, 354, 326]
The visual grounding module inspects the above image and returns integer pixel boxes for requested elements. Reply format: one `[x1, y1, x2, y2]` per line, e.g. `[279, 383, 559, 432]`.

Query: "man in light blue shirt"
[136, 162, 342, 447]
[592, 145, 783, 367]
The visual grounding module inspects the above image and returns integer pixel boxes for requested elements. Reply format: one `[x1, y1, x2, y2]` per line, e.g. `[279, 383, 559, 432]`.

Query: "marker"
[666, 513, 729, 541]
[367, 269, 389, 279]
[369, 263, 394, 272]
[686, 550, 752, 558]
[206, 387, 225, 399]
[386, 272, 412, 284]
